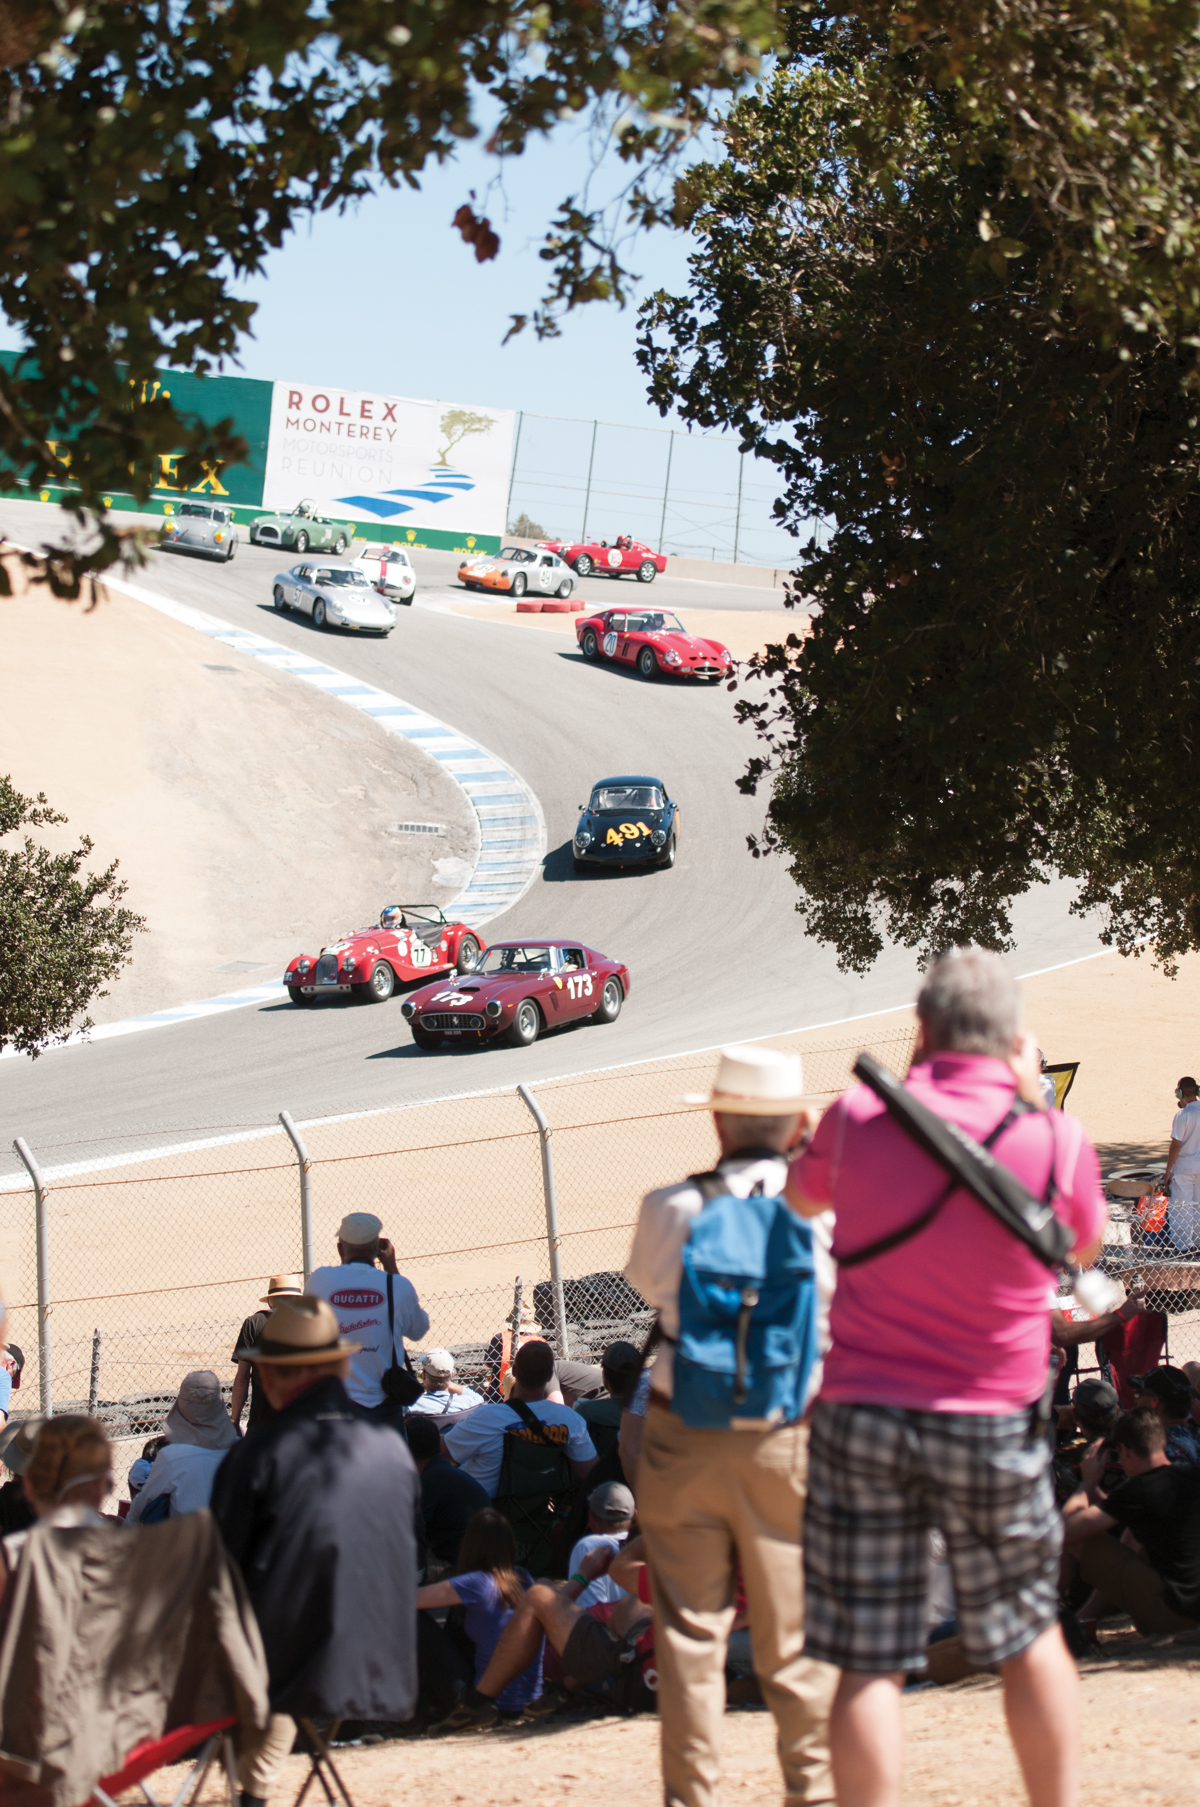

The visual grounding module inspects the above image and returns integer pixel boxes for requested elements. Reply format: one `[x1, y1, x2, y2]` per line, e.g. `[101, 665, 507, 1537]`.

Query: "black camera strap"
[839, 1054, 1072, 1272]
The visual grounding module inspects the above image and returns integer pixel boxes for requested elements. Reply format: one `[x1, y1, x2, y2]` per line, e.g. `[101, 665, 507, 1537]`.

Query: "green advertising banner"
[0, 352, 272, 518]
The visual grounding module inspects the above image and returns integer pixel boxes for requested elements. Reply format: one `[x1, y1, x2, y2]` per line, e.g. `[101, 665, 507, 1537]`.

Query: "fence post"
[279, 1112, 315, 1282]
[88, 1329, 101, 1415]
[12, 1137, 52, 1416]
[516, 1085, 570, 1358]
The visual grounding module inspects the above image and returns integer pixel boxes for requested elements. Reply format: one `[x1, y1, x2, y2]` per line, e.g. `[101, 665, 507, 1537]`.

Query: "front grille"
[256, 526, 280, 542]
[691, 664, 722, 676]
[316, 953, 340, 982]
[422, 1012, 485, 1030]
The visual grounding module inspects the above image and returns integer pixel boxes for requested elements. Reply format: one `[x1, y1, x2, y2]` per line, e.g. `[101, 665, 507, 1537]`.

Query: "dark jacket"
[210, 1373, 417, 1721]
[419, 1457, 489, 1566]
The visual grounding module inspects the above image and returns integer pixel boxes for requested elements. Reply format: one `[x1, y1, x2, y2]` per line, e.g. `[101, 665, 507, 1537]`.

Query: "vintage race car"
[400, 939, 629, 1049]
[576, 607, 731, 682]
[350, 541, 416, 604]
[541, 536, 666, 583]
[272, 562, 397, 634]
[573, 774, 678, 873]
[250, 499, 353, 555]
[161, 502, 239, 562]
[458, 546, 574, 599]
[286, 906, 484, 1005]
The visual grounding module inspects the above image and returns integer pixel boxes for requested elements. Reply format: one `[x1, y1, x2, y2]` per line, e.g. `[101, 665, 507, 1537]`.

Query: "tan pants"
[638, 1405, 837, 1807]
[238, 1713, 296, 1800]
[1078, 1536, 1200, 1636]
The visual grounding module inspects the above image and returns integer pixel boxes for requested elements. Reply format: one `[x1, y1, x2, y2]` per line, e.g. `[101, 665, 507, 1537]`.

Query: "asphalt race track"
[0, 500, 1104, 1159]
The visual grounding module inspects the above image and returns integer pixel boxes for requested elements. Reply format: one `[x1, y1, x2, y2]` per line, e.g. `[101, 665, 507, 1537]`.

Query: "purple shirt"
[791, 1053, 1106, 1414]
[452, 1569, 543, 1709]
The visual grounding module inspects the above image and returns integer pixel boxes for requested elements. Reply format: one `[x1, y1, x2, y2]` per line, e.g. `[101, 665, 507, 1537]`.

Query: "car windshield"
[623, 612, 684, 634]
[591, 784, 664, 811]
[499, 548, 536, 563]
[177, 504, 212, 519]
[476, 944, 554, 975]
[315, 568, 371, 586]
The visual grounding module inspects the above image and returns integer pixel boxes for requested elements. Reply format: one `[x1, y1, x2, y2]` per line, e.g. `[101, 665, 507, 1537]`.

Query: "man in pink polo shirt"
[788, 949, 1106, 1807]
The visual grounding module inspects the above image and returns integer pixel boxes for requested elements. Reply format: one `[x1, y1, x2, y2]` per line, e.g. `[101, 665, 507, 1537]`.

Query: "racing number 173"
[566, 974, 593, 1000]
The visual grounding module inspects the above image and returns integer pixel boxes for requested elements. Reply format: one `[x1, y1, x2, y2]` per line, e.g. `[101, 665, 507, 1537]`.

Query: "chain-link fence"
[2, 1023, 1190, 1440]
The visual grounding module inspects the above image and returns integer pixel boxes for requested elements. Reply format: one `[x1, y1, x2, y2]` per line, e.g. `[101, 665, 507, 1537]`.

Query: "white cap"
[680, 1045, 810, 1114]
[339, 1212, 383, 1245]
[422, 1348, 456, 1375]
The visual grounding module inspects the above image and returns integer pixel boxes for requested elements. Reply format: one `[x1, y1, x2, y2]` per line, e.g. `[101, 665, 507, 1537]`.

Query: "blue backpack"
[672, 1171, 819, 1430]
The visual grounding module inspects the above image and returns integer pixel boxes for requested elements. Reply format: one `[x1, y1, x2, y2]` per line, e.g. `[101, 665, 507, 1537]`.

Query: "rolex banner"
[263, 379, 515, 544]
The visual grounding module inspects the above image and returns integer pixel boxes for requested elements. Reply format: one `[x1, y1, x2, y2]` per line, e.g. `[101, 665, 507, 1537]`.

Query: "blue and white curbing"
[0, 578, 545, 1057]
[105, 576, 546, 926]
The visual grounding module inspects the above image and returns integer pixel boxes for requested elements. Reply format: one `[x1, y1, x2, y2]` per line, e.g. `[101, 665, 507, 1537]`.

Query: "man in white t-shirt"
[1164, 1077, 1200, 1252]
[443, 1339, 597, 1496]
[305, 1212, 429, 1422]
[568, 1480, 635, 1608]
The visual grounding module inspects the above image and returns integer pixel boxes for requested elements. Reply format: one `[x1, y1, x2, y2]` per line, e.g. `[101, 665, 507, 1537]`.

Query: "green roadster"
[249, 498, 353, 555]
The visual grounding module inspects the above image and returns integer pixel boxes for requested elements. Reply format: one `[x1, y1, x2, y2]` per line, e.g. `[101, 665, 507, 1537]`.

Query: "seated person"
[1054, 1378, 1123, 1502]
[416, 1509, 544, 1712]
[1, 1415, 116, 1598]
[443, 1340, 596, 1498]
[0, 1415, 41, 1536]
[127, 1371, 237, 1523]
[406, 1417, 490, 1567]
[406, 1349, 485, 1416]
[441, 1534, 655, 1727]
[1129, 1366, 1200, 1465]
[574, 1341, 642, 1446]
[380, 905, 403, 930]
[1063, 1406, 1200, 1636]
[568, 1480, 635, 1608]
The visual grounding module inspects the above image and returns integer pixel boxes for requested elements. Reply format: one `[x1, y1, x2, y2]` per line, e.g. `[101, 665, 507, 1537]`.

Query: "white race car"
[350, 541, 416, 605]
[457, 545, 574, 599]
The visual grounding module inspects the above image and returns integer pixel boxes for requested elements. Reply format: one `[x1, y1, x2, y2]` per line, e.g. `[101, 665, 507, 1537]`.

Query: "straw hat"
[260, 1274, 303, 1306]
[235, 1296, 361, 1367]
[680, 1045, 814, 1114]
[166, 1371, 238, 1450]
[0, 1415, 44, 1476]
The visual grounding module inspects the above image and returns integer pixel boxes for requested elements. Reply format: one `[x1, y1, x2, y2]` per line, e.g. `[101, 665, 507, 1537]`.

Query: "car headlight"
[651, 830, 666, 846]
[327, 599, 345, 619]
[664, 649, 682, 664]
[485, 999, 503, 1019]
[401, 1000, 416, 1020]
[213, 530, 225, 543]
[296, 959, 311, 974]
[575, 831, 593, 849]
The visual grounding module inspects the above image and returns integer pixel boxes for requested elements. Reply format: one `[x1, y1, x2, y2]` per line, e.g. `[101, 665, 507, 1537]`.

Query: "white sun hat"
[680, 1045, 814, 1114]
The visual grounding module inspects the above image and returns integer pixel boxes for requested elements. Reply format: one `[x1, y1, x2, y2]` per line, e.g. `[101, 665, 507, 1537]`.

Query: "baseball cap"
[0, 1415, 44, 1476]
[1130, 1366, 1193, 1413]
[600, 1340, 642, 1376]
[588, 1480, 636, 1522]
[422, 1348, 456, 1376]
[338, 1212, 383, 1246]
[1072, 1377, 1119, 1430]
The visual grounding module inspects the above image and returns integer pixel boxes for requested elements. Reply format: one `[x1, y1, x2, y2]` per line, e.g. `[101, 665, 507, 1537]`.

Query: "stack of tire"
[516, 598, 585, 613]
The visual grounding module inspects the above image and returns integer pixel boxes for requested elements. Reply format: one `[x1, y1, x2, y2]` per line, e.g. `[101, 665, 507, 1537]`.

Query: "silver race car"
[272, 562, 397, 635]
[161, 502, 239, 561]
[457, 545, 575, 598]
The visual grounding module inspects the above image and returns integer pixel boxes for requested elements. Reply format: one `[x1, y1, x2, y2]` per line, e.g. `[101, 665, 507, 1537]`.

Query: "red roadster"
[400, 939, 630, 1049]
[285, 904, 484, 1006]
[540, 535, 667, 583]
[576, 606, 732, 682]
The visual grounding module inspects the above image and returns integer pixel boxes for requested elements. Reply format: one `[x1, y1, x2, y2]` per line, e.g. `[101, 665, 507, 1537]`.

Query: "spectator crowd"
[1, 950, 1199, 1807]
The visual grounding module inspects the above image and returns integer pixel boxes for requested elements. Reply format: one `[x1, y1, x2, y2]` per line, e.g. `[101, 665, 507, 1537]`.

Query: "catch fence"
[0, 1025, 1194, 1436]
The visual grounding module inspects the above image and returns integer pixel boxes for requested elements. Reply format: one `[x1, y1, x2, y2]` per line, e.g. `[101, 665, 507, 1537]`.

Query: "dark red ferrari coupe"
[399, 939, 630, 1049]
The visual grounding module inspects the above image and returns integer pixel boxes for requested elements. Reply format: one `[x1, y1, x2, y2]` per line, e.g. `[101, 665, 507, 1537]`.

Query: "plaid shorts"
[804, 1399, 1061, 1673]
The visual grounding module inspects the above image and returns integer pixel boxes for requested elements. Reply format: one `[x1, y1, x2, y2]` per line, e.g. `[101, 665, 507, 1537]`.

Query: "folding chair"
[89, 1715, 239, 1807]
[291, 1717, 358, 1807]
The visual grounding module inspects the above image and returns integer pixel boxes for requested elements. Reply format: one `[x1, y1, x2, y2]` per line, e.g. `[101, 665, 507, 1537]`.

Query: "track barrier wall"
[3, 1026, 1194, 1432]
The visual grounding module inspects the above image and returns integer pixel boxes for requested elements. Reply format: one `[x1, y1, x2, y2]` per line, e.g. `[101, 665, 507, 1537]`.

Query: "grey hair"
[916, 949, 1020, 1058]
[713, 1111, 801, 1149]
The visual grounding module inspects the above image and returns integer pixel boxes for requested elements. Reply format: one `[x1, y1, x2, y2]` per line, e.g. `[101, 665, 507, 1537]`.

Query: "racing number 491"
[566, 974, 594, 1000]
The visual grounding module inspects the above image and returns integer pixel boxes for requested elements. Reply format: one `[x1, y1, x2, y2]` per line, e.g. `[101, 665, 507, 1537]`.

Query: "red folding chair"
[88, 1716, 239, 1807]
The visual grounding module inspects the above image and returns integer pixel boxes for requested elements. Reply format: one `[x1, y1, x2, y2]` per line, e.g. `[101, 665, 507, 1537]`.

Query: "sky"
[1, 118, 802, 566]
